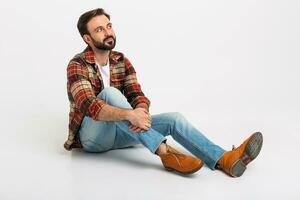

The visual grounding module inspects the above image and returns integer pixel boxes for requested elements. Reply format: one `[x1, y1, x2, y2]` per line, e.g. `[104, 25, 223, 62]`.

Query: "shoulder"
[68, 52, 86, 67]
[67, 52, 89, 77]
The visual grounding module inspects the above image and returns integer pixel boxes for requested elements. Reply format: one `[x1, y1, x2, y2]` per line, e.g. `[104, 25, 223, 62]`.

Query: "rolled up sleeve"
[67, 61, 107, 120]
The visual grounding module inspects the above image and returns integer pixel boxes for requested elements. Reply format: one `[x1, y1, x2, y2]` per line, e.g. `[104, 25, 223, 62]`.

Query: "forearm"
[97, 104, 132, 121]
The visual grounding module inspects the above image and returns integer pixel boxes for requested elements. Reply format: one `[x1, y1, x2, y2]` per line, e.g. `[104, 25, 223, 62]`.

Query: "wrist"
[124, 109, 133, 121]
[135, 103, 149, 111]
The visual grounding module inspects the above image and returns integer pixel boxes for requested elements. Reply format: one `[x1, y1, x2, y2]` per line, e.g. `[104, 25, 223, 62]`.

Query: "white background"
[0, 0, 299, 199]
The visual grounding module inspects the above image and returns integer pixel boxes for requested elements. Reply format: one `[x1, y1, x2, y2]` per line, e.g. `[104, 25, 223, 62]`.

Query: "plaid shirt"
[64, 46, 151, 151]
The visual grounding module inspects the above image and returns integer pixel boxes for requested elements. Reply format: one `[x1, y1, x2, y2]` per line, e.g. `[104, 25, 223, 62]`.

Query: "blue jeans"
[79, 87, 225, 169]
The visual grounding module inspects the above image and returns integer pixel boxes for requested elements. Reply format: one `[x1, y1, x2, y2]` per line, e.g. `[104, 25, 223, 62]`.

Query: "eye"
[107, 24, 112, 29]
[96, 27, 104, 32]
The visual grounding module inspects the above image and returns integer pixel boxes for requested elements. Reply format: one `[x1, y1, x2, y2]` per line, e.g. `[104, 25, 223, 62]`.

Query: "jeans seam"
[173, 126, 216, 168]
[152, 121, 206, 159]
[150, 122, 204, 157]
[151, 122, 205, 159]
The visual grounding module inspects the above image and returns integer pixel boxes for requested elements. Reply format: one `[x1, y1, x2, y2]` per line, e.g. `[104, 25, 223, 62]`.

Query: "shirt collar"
[83, 46, 120, 65]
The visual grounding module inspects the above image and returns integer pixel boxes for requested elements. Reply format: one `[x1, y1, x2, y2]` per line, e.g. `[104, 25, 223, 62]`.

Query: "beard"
[91, 35, 116, 51]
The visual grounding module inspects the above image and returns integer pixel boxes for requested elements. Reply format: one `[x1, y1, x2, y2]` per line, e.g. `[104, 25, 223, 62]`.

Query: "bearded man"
[64, 8, 263, 177]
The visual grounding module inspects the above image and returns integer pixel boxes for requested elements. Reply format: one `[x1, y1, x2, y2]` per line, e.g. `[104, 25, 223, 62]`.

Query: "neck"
[93, 48, 110, 66]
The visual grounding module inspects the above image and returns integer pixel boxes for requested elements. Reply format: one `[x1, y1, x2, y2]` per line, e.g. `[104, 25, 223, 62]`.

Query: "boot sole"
[230, 132, 263, 177]
[164, 162, 204, 175]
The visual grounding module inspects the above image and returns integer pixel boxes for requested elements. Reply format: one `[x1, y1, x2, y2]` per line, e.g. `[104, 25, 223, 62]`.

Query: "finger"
[131, 126, 140, 132]
[130, 124, 138, 129]
[142, 109, 149, 115]
[144, 114, 151, 122]
[133, 126, 141, 131]
[145, 120, 151, 125]
[144, 123, 151, 130]
[129, 125, 137, 130]
[135, 127, 143, 133]
[147, 115, 151, 121]
[137, 128, 144, 133]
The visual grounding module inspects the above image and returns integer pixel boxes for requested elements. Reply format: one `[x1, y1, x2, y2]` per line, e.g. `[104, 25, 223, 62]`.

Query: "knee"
[169, 112, 186, 124]
[97, 86, 124, 100]
[97, 87, 130, 108]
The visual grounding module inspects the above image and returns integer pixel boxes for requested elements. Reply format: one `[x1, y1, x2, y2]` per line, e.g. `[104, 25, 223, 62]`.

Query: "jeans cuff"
[210, 150, 226, 170]
[152, 138, 167, 155]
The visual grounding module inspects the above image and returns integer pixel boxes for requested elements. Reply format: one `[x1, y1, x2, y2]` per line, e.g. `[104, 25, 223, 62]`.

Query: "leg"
[80, 87, 203, 174]
[80, 87, 166, 154]
[150, 112, 226, 170]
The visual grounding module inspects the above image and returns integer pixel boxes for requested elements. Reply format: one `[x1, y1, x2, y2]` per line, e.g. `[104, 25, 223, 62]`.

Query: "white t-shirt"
[96, 60, 110, 88]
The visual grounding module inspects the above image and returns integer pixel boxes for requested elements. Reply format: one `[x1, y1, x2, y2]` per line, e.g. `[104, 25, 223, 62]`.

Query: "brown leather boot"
[158, 144, 203, 174]
[217, 132, 263, 177]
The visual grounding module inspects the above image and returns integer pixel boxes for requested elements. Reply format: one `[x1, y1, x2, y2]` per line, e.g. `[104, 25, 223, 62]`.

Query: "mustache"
[104, 36, 115, 42]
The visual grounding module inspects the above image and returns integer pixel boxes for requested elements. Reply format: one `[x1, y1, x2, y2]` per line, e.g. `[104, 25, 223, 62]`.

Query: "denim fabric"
[79, 87, 225, 169]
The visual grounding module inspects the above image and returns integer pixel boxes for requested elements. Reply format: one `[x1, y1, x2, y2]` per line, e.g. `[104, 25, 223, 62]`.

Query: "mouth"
[105, 37, 114, 45]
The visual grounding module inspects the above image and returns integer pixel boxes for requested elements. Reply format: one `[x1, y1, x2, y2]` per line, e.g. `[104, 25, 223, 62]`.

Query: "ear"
[83, 34, 91, 44]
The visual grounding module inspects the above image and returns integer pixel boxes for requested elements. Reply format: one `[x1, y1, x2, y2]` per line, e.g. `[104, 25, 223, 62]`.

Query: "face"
[84, 15, 116, 50]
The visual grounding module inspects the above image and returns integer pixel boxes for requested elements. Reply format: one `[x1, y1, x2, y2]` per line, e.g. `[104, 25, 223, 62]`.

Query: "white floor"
[1, 105, 299, 199]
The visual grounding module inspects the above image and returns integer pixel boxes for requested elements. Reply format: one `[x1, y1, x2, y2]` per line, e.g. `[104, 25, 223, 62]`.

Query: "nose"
[104, 28, 113, 37]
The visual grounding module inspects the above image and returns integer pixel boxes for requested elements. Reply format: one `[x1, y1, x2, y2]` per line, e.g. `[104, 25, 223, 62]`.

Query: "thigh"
[79, 116, 117, 152]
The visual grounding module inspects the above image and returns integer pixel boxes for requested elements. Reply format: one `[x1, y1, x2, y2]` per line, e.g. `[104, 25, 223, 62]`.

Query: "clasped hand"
[128, 107, 152, 133]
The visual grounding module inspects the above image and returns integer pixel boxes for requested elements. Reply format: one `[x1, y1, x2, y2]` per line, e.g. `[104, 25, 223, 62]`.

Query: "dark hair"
[77, 8, 110, 37]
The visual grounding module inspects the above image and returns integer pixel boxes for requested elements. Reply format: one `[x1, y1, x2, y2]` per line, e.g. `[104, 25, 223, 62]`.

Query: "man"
[64, 8, 263, 177]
